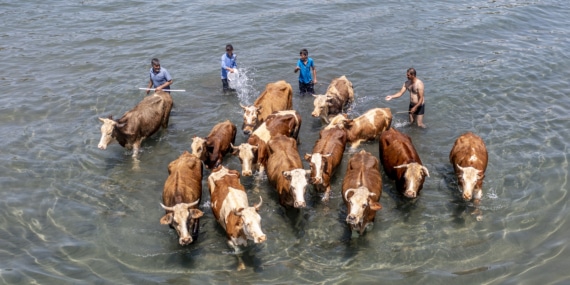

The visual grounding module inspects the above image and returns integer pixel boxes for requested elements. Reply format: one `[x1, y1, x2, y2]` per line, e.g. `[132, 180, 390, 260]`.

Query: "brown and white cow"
[304, 125, 347, 202]
[266, 134, 310, 208]
[98, 91, 173, 158]
[208, 165, 266, 270]
[191, 120, 237, 169]
[160, 151, 204, 246]
[337, 108, 392, 149]
[232, 110, 302, 176]
[379, 128, 430, 198]
[241, 80, 293, 135]
[311, 76, 354, 123]
[342, 150, 382, 235]
[449, 132, 488, 201]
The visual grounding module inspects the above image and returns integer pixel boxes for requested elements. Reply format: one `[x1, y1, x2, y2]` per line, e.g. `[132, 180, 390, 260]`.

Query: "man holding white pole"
[146, 58, 172, 95]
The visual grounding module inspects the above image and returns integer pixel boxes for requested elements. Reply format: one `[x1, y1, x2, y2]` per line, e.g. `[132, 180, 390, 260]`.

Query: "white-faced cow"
[241, 80, 293, 135]
[379, 128, 430, 198]
[98, 91, 173, 159]
[342, 150, 382, 235]
[337, 108, 392, 149]
[449, 132, 488, 202]
[232, 110, 302, 176]
[208, 165, 266, 270]
[160, 151, 204, 246]
[266, 134, 310, 208]
[304, 125, 347, 202]
[191, 120, 237, 169]
[312, 76, 354, 123]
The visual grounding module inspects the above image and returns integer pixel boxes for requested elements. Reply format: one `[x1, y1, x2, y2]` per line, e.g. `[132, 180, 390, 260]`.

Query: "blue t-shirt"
[297, 58, 315, 84]
[221, 53, 237, 79]
[149, 67, 172, 88]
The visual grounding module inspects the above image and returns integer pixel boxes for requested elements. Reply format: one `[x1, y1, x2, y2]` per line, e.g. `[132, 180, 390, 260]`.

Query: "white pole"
[139, 88, 186, 92]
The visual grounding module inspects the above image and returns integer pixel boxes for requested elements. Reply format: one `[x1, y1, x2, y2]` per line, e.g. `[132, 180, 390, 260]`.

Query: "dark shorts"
[299, 81, 314, 95]
[409, 103, 425, 115]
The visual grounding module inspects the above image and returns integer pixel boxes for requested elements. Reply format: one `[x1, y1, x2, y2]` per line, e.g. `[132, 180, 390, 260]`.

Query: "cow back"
[163, 151, 203, 207]
[206, 120, 237, 168]
[326, 76, 354, 115]
[379, 128, 422, 180]
[254, 80, 293, 122]
[450, 132, 488, 172]
[119, 92, 173, 140]
[310, 126, 347, 180]
[208, 166, 244, 222]
[266, 135, 302, 188]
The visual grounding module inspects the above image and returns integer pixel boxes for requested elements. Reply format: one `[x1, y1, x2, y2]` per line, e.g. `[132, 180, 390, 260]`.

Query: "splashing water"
[228, 67, 258, 103]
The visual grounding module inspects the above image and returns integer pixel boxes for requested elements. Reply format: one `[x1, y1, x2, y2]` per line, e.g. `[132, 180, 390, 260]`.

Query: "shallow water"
[1, 0, 570, 284]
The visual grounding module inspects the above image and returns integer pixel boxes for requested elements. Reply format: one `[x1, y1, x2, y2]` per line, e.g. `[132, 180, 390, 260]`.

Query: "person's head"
[151, 58, 161, 73]
[225, 44, 234, 55]
[300, 49, 308, 60]
[406, 68, 416, 80]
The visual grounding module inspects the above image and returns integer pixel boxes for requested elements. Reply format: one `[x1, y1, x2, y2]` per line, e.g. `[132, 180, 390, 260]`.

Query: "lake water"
[1, 0, 569, 284]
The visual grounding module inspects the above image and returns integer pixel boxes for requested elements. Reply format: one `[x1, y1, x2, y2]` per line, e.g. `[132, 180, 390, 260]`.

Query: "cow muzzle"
[242, 170, 253, 177]
[294, 201, 306, 208]
[346, 215, 358, 224]
[98, 144, 106, 150]
[404, 190, 417, 198]
[179, 236, 193, 246]
[311, 177, 323, 184]
[255, 235, 267, 243]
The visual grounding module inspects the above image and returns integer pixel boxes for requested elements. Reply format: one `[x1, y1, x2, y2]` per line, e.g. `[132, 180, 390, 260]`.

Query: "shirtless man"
[385, 68, 426, 128]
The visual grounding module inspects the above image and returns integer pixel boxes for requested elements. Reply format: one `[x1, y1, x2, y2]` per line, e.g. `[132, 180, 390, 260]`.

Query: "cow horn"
[185, 199, 199, 209]
[254, 196, 263, 210]
[160, 203, 174, 211]
[456, 164, 464, 171]
[368, 192, 376, 197]
[98, 117, 106, 123]
[422, 166, 430, 177]
[344, 189, 354, 201]
[240, 103, 247, 109]
[394, 164, 409, 169]
[233, 208, 244, 216]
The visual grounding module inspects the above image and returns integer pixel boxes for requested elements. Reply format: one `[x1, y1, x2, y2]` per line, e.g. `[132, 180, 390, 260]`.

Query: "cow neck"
[113, 123, 129, 147]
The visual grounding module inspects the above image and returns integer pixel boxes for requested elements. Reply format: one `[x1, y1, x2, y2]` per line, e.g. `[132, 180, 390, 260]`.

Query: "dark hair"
[407, 67, 416, 76]
[300, 48, 308, 56]
[226, 44, 234, 51]
[151, 58, 160, 66]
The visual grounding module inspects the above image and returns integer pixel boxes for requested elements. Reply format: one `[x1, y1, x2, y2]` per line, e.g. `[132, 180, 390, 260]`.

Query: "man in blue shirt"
[294, 48, 317, 96]
[221, 44, 237, 92]
[146, 58, 172, 95]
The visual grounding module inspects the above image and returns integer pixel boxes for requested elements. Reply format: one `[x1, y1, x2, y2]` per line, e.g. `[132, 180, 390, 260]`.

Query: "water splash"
[487, 187, 498, 199]
[228, 67, 258, 103]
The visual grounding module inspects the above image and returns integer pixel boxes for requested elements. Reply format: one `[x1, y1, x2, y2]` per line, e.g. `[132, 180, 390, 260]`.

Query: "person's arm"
[155, 80, 172, 91]
[385, 84, 407, 101]
[409, 83, 424, 113]
[294, 60, 300, 73]
[311, 60, 317, 84]
[221, 54, 234, 73]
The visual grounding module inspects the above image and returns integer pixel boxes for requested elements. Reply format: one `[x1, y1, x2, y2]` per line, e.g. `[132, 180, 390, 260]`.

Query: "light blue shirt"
[221, 53, 237, 79]
[297, 58, 315, 84]
[149, 67, 172, 88]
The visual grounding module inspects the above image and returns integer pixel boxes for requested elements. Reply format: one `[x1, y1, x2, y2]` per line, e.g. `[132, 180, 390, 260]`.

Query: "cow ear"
[98, 117, 106, 123]
[160, 213, 173, 225]
[282, 171, 292, 179]
[304, 153, 312, 161]
[189, 209, 204, 219]
[257, 106, 262, 112]
[369, 201, 382, 211]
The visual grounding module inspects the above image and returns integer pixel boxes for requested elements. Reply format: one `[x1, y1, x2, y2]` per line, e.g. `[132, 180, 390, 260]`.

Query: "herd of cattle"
[97, 76, 488, 270]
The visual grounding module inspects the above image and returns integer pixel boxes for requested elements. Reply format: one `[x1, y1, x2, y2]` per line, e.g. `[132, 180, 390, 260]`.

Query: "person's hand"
[156, 86, 163, 92]
[313, 79, 318, 84]
[146, 90, 150, 95]
[385, 95, 393, 101]
[294, 66, 300, 73]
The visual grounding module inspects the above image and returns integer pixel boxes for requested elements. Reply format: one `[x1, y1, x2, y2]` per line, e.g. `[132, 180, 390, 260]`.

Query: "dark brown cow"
[338, 108, 392, 149]
[208, 165, 266, 270]
[379, 128, 430, 198]
[241, 80, 293, 135]
[342, 150, 382, 235]
[159, 151, 204, 246]
[98, 91, 173, 158]
[232, 110, 302, 176]
[311, 76, 354, 123]
[304, 125, 347, 202]
[449, 132, 488, 201]
[266, 134, 310, 208]
[191, 120, 237, 169]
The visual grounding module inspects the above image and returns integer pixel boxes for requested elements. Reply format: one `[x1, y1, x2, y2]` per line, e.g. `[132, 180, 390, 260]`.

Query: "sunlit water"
[1, 1, 569, 284]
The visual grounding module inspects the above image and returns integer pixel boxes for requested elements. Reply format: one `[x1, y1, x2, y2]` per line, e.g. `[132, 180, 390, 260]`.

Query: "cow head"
[190, 136, 208, 161]
[241, 104, 261, 135]
[311, 94, 334, 118]
[282, 169, 311, 208]
[344, 186, 382, 226]
[304, 153, 331, 185]
[325, 114, 349, 129]
[233, 196, 266, 244]
[231, 143, 258, 176]
[160, 200, 203, 246]
[394, 163, 430, 198]
[98, 117, 123, 150]
[456, 164, 484, 201]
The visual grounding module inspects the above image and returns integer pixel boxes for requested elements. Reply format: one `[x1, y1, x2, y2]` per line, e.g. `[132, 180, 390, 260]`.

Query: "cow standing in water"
[208, 165, 266, 271]
[241, 80, 293, 135]
[304, 124, 347, 202]
[342, 150, 382, 235]
[311, 76, 354, 123]
[98, 91, 173, 159]
[379, 128, 429, 198]
[449, 132, 488, 204]
[160, 151, 204, 246]
[191, 120, 237, 169]
[334, 108, 392, 149]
